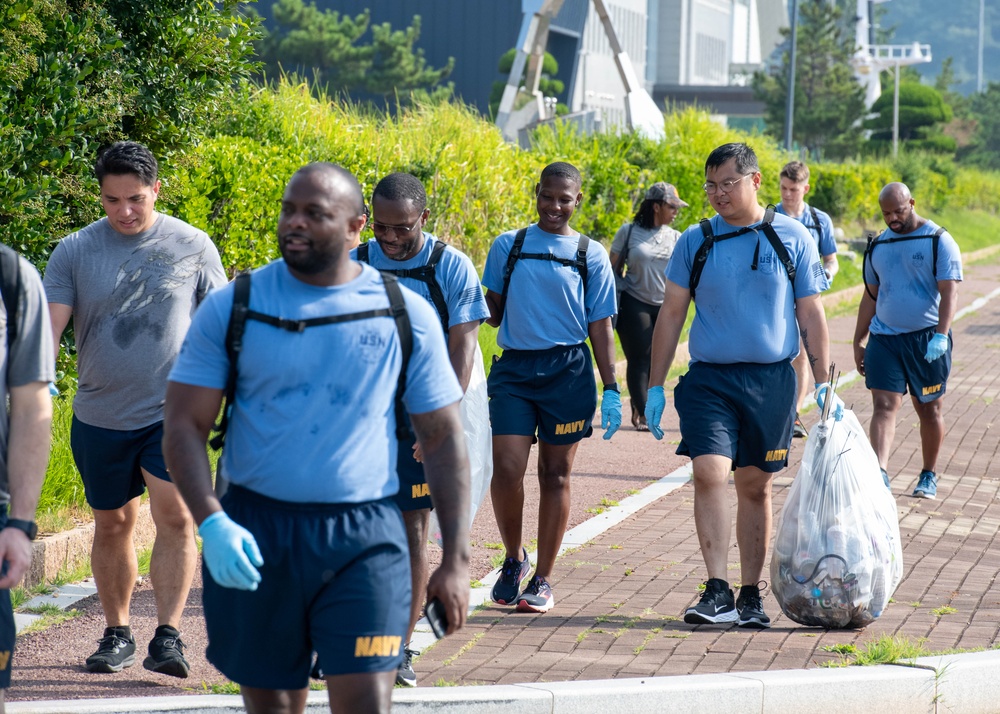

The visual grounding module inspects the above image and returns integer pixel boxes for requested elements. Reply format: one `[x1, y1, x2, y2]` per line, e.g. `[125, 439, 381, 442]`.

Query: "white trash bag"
[771, 409, 903, 628]
[428, 344, 493, 546]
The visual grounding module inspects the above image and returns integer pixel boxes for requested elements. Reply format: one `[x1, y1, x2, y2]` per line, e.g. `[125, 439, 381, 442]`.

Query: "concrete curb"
[25, 501, 155, 590]
[10, 650, 1000, 713]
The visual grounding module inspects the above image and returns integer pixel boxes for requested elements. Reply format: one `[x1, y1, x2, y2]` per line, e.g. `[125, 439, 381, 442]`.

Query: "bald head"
[878, 181, 921, 235]
[879, 182, 912, 205]
[291, 162, 366, 216]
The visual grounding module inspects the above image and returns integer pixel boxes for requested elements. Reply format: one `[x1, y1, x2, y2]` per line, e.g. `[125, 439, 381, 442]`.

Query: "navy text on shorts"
[70, 416, 170, 510]
[202, 485, 411, 690]
[674, 360, 796, 473]
[393, 432, 432, 511]
[487, 343, 597, 445]
[865, 327, 952, 403]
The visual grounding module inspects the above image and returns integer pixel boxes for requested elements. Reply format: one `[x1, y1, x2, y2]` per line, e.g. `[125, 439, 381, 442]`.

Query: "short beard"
[281, 248, 338, 275]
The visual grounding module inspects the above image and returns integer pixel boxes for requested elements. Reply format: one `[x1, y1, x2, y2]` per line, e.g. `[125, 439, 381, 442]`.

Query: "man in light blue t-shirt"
[352, 172, 488, 687]
[776, 160, 839, 437]
[853, 182, 962, 500]
[482, 162, 620, 615]
[645, 143, 837, 631]
[163, 163, 470, 714]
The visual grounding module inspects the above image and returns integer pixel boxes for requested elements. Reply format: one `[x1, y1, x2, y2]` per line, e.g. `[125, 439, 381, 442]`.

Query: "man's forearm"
[937, 281, 959, 334]
[853, 290, 877, 346]
[797, 295, 832, 384]
[162, 425, 221, 525]
[447, 323, 480, 394]
[412, 404, 470, 566]
[587, 317, 616, 386]
[823, 254, 839, 279]
[7, 383, 53, 521]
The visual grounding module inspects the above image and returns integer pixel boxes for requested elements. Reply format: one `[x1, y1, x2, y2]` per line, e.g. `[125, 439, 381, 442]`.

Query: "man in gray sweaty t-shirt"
[44, 141, 227, 678]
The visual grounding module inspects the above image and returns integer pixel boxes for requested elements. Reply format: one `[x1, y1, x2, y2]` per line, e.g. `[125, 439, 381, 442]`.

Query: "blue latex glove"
[924, 333, 949, 362]
[48, 382, 58, 396]
[814, 382, 845, 422]
[199, 511, 264, 591]
[601, 389, 622, 441]
[644, 386, 666, 440]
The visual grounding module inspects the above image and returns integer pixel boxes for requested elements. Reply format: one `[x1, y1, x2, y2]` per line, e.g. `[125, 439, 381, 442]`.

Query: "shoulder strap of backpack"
[0, 244, 21, 351]
[689, 218, 716, 299]
[357, 242, 370, 264]
[498, 227, 528, 324]
[808, 205, 822, 240]
[759, 206, 796, 285]
[381, 273, 413, 440]
[421, 240, 449, 332]
[210, 272, 251, 451]
[575, 234, 589, 290]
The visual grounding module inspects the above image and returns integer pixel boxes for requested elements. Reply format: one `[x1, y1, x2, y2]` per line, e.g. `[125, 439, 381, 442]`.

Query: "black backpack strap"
[357, 242, 370, 263]
[575, 234, 590, 289]
[381, 273, 413, 440]
[498, 227, 528, 324]
[862, 227, 945, 301]
[759, 206, 796, 286]
[357, 240, 448, 331]
[0, 244, 21, 351]
[808, 205, 822, 242]
[614, 225, 634, 278]
[689, 218, 716, 299]
[210, 272, 251, 451]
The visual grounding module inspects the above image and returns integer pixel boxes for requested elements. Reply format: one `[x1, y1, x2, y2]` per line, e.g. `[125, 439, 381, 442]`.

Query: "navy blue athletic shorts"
[487, 343, 597, 445]
[70, 416, 170, 510]
[393, 433, 432, 511]
[865, 327, 952, 403]
[0, 509, 14, 689]
[203, 485, 411, 689]
[674, 360, 796, 473]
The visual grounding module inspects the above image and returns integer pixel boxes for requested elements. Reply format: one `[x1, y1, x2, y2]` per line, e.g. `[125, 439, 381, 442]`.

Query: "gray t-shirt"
[610, 222, 679, 306]
[44, 214, 227, 430]
[1, 256, 55, 505]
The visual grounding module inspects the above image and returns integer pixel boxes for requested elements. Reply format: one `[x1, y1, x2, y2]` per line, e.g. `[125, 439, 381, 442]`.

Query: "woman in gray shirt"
[609, 182, 686, 430]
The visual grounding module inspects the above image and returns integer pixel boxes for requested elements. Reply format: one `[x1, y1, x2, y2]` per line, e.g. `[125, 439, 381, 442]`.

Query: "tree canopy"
[0, 0, 259, 263]
[866, 82, 955, 153]
[752, 0, 866, 158]
[253, 0, 453, 97]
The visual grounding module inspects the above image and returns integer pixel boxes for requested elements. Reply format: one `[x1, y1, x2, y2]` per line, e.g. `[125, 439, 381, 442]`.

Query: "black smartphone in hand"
[425, 597, 448, 639]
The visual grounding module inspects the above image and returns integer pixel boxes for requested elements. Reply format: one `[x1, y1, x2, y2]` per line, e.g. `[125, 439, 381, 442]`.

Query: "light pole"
[979, 0, 985, 93]
[784, 0, 799, 151]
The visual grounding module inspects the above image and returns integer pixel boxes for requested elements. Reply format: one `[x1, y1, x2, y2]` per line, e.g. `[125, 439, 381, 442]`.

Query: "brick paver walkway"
[415, 258, 1000, 687]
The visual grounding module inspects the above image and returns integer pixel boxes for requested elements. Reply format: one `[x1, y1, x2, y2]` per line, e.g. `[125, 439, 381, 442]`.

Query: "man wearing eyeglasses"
[645, 143, 838, 629]
[351, 172, 488, 687]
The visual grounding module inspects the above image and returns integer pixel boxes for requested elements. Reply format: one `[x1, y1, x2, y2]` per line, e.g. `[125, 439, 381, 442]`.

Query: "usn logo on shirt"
[355, 635, 402, 658]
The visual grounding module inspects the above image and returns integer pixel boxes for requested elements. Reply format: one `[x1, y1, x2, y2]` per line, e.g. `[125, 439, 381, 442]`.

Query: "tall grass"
[38, 394, 87, 519]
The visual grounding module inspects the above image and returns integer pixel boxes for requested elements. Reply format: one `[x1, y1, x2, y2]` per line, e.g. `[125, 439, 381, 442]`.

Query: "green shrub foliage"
[0, 0, 259, 265]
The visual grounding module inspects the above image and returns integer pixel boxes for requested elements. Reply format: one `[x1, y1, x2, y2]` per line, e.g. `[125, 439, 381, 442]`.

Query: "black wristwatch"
[603, 382, 620, 393]
[5, 519, 38, 541]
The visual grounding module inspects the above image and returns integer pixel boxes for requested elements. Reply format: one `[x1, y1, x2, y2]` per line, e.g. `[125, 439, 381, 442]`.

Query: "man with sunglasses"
[645, 143, 838, 629]
[351, 172, 488, 687]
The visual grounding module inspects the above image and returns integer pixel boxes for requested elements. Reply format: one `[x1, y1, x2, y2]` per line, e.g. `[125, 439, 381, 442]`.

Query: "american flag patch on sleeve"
[811, 262, 825, 279]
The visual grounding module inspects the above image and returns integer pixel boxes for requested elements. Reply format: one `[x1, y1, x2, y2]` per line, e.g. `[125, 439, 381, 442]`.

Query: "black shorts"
[865, 327, 952, 403]
[70, 416, 170, 510]
[202, 485, 410, 689]
[674, 361, 796, 473]
[0, 510, 14, 689]
[487, 343, 597, 445]
[392, 433, 431, 512]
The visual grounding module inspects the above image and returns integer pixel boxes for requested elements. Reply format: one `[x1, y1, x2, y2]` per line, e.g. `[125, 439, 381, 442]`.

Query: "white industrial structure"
[849, 0, 931, 156]
[497, 0, 791, 141]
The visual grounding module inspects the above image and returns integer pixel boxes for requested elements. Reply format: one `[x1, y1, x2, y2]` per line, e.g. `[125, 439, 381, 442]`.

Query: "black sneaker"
[736, 582, 772, 629]
[516, 575, 554, 613]
[142, 625, 189, 678]
[85, 627, 136, 673]
[491, 546, 531, 605]
[396, 645, 418, 687]
[793, 415, 807, 439]
[684, 578, 737, 624]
